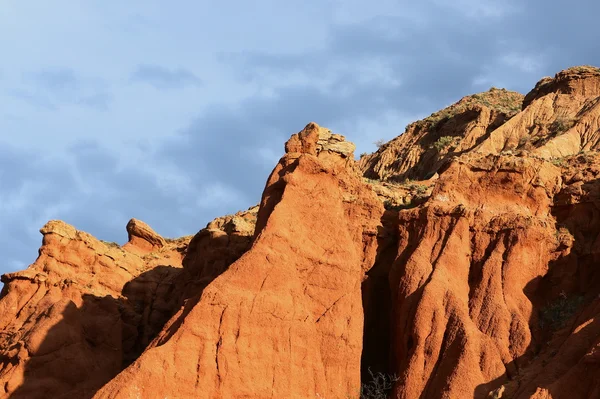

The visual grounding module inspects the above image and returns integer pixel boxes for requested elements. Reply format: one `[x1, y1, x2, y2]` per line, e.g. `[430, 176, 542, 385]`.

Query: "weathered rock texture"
[359, 87, 524, 182]
[0, 207, 257, 399]
[4, 67, 600, 399]
[93, 123, 383, 398]
[357, 66, 600, 399]
[0, 219, 188, 398]
[388, 154, 564, 398]
[476, 66, 600, 159]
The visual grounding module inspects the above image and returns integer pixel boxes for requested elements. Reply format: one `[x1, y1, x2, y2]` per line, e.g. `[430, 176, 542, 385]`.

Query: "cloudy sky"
[1, 0, 598, 275]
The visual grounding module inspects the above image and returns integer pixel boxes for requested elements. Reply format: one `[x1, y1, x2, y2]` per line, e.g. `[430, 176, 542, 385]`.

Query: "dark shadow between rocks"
[360, 177, 599, 398]
[472, 177, 600, 398]
[6, 264, 182, 399]
[8, 219, 255, 399]
[360, 209, 400, 394]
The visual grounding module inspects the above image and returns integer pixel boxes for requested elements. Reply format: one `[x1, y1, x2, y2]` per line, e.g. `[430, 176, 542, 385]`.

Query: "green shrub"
[363, 177, 381, 184]
[433, 136, 456, 151]
[550, 116, 576, 134]
[406, 183, 428, 194]
[539, 292, 585, 331]
[374, 139, 387, 148]
[383, 200, 403, 211]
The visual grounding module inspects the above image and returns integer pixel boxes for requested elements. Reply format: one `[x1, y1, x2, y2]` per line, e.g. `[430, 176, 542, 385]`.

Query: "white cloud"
[501, 53, 546, 73]
[131, 64, 202, 89]
[433, 0, 519, 19]
[195, 183, 249, 210]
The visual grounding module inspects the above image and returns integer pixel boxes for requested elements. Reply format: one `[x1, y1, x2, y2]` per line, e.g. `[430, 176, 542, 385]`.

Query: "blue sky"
[1, 0, 599, 275]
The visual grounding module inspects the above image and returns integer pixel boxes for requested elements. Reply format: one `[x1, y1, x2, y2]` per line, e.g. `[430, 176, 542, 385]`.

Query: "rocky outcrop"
[357, 67, 600, 398]
[494, 152, 600, 399]
[473, 66, 600, 159]
[0, 207, 258, 399]
[361, 67, 600, 183]
[384, 154, 564, 398]
[5, 67, 600, 399]
[359, 88, 523, 182]
[0, 220, 187, 399]
[358, 67, 600, 398]
[123, 218, 166, 255]
[93, 123, 383, 399]
[522, 65, 600, 108]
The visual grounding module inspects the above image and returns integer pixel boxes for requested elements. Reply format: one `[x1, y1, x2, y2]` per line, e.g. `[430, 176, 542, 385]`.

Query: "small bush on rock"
[360, 369, 399, 399]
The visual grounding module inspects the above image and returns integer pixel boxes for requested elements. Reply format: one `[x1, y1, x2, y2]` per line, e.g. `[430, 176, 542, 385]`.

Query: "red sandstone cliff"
[2, 66, 600, 398]
[93, 124, 383, 398]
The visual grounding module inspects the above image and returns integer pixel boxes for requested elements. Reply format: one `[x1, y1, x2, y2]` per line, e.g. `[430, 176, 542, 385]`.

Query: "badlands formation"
[2, 66, 600, 398]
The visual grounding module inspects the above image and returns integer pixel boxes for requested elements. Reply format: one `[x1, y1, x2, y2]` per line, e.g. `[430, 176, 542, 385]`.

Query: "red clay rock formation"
[359, 88, 523, 181]
[473, 66, 600, 159]
[491, 152, 600, 399]
[357, 67, 600, 398]
[0, 208, 257, 399]
[0, 219, 188, 399]
[5, 67, 600, 399]
[93, 123, 383, 399]
[386, 154, 563, 398]
[522, 65, 600, 108]
[174, 205, 258, 303]
[360, 67, 600, 183]
[123, 218, 166, 255]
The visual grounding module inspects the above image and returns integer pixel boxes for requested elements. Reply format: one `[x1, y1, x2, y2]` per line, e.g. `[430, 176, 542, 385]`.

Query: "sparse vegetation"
[360, 369, 400, 399]
[551, 157, 567, 167]
[164, 235, 194, 244]
[101, 240, 120, 249]
[363, 177, 382, 185]
[433, 136, 456, 151]
[374, 139, 387, 149]
[549, 115, 576, 135]
[383, 200, 403, 211]
[528, 110, 578, 147]
[539, 292, 585, 331]
[360, 152, 368, 158]
[415, 87, 523, 129]
[568, 65, 600, 74]
[406, 183, 428, 194]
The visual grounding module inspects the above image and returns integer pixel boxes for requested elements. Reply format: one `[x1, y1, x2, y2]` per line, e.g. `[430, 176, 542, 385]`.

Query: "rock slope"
[0, 208, 257, 399]
[93, 123, 383, 399]
[359, 87, 523, 182]
[2, 66, 600, 398]
[0, 219, 188, 398]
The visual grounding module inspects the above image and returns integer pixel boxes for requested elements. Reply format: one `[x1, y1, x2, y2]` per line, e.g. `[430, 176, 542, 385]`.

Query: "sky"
[1, 0, 599, 275]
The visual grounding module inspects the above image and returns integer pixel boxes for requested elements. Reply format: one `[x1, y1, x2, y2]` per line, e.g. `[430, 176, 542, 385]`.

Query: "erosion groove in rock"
[359, 87, 524, 182]
[93, 122, 383, 398]
[3, 67, 600, 398]
[0, 208, 257, 399]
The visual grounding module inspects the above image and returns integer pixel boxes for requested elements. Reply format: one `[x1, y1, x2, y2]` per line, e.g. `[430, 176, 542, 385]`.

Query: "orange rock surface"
[0, 209, 256, 399]
[93, 123, 383, 398]
[3, 67, 600, 398]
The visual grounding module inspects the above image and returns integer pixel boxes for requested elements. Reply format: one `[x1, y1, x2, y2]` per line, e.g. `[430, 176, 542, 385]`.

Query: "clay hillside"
[2, 66, 600, 399]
